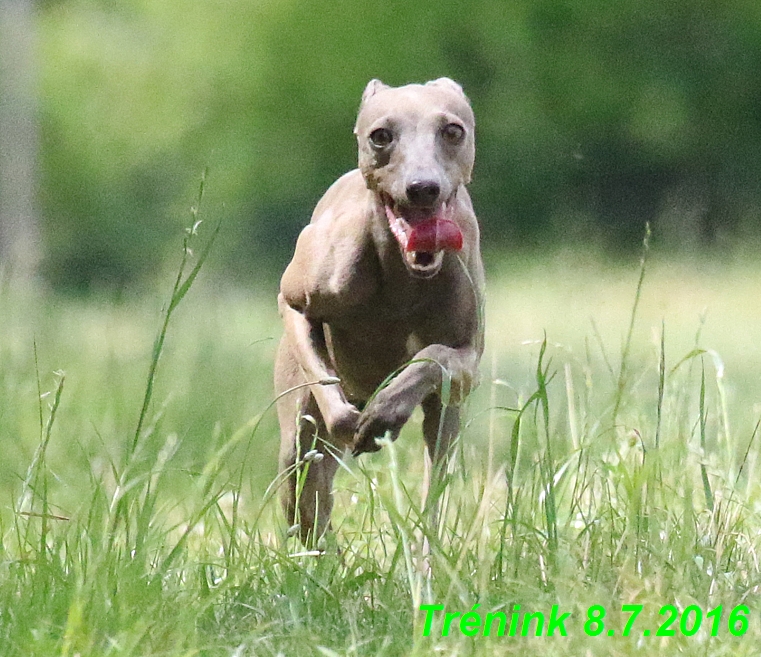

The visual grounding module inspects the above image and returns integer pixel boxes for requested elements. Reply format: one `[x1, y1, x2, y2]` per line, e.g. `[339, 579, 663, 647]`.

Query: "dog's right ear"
[355, 79, 390, 136]
[360, 79, 389, 107]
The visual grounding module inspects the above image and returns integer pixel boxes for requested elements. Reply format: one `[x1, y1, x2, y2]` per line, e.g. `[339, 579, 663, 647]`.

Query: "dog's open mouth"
[382, 195, 463, 278]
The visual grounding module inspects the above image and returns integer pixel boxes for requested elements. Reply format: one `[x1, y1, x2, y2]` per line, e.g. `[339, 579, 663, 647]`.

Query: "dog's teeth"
[388, 214, 409, 249]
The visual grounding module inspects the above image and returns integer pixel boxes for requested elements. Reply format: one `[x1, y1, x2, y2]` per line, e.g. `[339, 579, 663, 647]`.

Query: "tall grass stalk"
[130, 170, 220, 458]
[612, 222, 650, 425]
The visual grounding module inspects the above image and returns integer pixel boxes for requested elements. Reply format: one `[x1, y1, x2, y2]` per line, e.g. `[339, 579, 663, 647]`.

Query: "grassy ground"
[2, 234, 761, 655]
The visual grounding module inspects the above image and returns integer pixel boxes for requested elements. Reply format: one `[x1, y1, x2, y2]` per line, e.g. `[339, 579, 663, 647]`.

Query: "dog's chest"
[323, 298, 437, 394]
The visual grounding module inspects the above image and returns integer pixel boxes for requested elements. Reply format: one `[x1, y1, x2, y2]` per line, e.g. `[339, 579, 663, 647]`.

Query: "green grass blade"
[613, 222, 650, 424]
[699, 360, 714, 512]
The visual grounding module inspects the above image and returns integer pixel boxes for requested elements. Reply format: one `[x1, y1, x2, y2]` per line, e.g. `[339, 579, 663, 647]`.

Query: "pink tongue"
[406, 218, 463, 253]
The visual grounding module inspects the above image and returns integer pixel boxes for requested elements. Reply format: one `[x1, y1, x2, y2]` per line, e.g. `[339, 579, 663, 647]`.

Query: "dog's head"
[354, 78, 475, 278]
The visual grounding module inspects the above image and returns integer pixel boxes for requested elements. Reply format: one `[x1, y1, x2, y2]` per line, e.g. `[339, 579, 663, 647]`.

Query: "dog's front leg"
[353, 343, 478, 455]
[279, 294, 360, 447]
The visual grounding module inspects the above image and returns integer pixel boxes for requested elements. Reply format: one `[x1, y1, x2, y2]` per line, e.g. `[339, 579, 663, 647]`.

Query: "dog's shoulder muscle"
[281, 170, 378, 319]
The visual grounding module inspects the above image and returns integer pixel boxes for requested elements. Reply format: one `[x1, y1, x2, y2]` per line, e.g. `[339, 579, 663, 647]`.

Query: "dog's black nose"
[406, 180, 441, 207]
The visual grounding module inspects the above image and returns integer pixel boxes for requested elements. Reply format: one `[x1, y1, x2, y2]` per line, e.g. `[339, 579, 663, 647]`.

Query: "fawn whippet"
[275, 78, 484, 544]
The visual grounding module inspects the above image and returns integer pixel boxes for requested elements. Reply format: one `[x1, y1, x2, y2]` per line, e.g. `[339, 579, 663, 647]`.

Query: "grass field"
[2, 231, 761, 655]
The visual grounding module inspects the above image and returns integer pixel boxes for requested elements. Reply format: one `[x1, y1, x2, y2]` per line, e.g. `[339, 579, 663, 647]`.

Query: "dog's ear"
[360, 79, 389, 106]
[427, 77, 468, 99]
[355, 79, 390, 135]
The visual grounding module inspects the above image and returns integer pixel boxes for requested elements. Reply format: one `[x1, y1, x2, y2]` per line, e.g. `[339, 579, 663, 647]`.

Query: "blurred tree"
[0, 0, 41, 279]
[34, 0, 761, 289]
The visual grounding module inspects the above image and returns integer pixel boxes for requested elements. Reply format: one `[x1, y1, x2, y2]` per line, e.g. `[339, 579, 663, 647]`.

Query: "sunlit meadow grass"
[2, 229, 761, 655]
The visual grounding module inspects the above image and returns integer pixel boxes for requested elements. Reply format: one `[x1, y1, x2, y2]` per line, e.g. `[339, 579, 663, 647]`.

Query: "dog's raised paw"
[351, 433, 383, 457]
[352, 397, 410, 456]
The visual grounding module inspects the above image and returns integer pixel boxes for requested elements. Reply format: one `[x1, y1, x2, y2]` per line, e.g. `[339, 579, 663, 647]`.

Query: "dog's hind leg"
[421, 394, 460, 530]
[275, 338, 341, 546]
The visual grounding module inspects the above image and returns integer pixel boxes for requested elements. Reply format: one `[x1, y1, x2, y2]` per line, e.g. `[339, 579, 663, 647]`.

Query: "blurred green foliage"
[36, 0, 761, 289]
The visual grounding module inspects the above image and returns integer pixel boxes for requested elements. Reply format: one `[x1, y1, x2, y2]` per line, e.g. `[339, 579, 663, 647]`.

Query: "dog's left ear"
[427, 77, 467, 98]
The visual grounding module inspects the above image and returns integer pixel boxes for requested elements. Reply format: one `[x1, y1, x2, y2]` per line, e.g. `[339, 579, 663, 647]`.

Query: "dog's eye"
[442, 123, 465, 144]
[369, 128, 393, 149]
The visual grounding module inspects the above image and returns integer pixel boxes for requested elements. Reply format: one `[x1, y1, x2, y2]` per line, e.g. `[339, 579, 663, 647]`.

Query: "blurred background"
[2, 0, 761, 291]
[3, 0, 761, 539]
